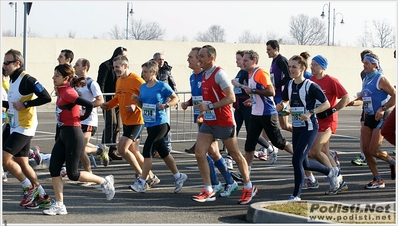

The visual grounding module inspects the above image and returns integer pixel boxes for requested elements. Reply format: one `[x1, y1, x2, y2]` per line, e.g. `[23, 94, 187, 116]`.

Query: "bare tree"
[129, 18, 164, 40]
[238, 30, 264, 44]
[173, 35, 189, 42]
[68, 30, 76, 39]
[289, 14, 326, 45]
[371, 19, 395, 48]
[27, 26, 41, 38]
[108, 25, 124, 40]
[195, 25, 226, 42]
[2, 30, 14, 37]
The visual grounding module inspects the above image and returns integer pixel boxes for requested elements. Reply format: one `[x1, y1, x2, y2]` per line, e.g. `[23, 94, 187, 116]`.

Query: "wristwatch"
[331, 107, 336, 113]
[252, 88, 256, 94]
[165, 103, 170, 108]
[382, 105, 387, 111]
[23, 101, 29, 108]
[208, 103, 214, 110]
[309, 109, 315, 115]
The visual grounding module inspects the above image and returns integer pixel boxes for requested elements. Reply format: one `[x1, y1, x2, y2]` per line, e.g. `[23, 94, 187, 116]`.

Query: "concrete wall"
[1, 37, 396, 104]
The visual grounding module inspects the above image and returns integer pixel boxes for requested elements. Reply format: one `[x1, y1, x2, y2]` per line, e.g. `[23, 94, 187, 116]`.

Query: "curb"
[246, 200, 334, 224]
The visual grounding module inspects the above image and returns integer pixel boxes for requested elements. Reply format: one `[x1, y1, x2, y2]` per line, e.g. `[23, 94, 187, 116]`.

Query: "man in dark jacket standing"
[153, 52, 177, 152]
[97, 47, 127, 160]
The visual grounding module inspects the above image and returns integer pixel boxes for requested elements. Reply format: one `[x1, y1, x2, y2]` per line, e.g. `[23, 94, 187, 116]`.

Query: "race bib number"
[362, 96, 374, 115]
[55, 106, 63, 127]
[291, 107, 305, 127]
[7, 109, 16, 128]
[143, 103, 156, 123]
[270, 73, 275, 86]
[192, 96, 203, 115]
[203, 100, 216, 120]
[233, 87, 242, 94]
[250, 94, 256, 105]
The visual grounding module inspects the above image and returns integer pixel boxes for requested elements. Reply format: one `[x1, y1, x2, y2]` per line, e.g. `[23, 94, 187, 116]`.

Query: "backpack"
[85, 77, 94, 95]
[71, 76, 94, 95]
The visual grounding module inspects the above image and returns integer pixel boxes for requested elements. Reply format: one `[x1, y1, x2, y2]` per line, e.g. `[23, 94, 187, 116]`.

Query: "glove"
[316, 108, 336, 119]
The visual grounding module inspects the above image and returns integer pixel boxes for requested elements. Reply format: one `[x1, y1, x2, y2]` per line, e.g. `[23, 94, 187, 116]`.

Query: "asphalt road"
[1, 107, 396, 225]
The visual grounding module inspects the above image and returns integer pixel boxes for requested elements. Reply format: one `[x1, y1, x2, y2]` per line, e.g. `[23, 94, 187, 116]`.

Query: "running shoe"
[101, 175, 115, 200]
[184, 144, 195, 154]
[288, 196, 301, 201]
[268, 147, 278, 165]
[364, 178, 385, 189]
[226, 157, 234, 170]
[146, 175, 161, 188]
[351, 155, 367, 166]
[174, 173, 188, 193]
[42, 203, 67, 215]
[25, 194, 52, 209]
[238, 186, 258, 205]
[20, 185, 39, 207]
[254, 147, 267, 161]
[325, 180, 348, 195]
[302, 178, 319, 190]
[390, 157, 396, 180]
[192, 189, 216, 202]
[219, 181, 239, 197]
[212, 181, 223, 194]
[60, 166, 67, 177]
[330, 150, 340, 170]
[2, 168, 7, 182]
[231, 172, 243, 182]
[31, 146, 42, 165]
[129, 180, 147, 193]
[327, 167, 339, 191]
[97, 144, 110, 167]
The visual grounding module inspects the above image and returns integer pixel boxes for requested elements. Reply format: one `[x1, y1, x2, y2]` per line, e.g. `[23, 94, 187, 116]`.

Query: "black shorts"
[3, 132, 32, 157]
[81, 124, 97, 136]
[122, 124, 143, 141]
[364, 114, 380, 130]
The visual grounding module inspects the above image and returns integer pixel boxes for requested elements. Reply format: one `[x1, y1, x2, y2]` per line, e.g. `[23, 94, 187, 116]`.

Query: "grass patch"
[264, 201, 308, 217]
[264, 202, 396, 224]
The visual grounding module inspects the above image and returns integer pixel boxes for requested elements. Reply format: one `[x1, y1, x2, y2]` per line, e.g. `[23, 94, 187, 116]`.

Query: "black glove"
[316, 108, 336, 119]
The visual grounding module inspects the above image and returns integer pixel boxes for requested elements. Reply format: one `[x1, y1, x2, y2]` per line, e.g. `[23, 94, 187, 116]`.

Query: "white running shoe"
[43, 203, 67, 215]
[212, 181, 223, 194]
[101, 175, 115, 200]
[174, 173, 188, 193]
[268, 147, 278, 165]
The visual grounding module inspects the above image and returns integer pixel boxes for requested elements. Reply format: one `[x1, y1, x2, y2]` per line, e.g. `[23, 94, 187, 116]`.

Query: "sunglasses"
[3, 60, 17, 65]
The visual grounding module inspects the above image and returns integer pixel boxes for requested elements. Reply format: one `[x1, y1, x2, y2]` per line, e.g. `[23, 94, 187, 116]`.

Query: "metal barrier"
[97, 91, 197, 146]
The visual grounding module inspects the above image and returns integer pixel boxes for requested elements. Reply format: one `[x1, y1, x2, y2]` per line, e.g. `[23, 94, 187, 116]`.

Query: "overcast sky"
[1, 1, 397, 47]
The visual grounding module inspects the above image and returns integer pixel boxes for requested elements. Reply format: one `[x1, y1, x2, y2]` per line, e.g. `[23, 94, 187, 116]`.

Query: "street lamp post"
[9, 2, 17, 37]
[332, 9, 344, 46]
[321, 2, 345, 46]
[126, 2, 134, 40]
[320, 2, 331, 46]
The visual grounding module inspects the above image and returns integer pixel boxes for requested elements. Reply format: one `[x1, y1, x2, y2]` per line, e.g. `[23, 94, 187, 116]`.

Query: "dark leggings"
[101, 107, 122, 152]
[49, 126, 84, 181]
[291, 124, 330, 197]
[234, 101, 272, 152]
[142, 123, 170, 159]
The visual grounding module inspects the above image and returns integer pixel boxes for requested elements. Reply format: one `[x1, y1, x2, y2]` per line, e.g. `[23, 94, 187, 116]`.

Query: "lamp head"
[9, 2, 14, 8]
[321, 11, 325, 19]
[340, 19, 344, 25]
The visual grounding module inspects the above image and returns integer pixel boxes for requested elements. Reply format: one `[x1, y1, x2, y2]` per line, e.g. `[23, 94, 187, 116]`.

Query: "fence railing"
[98, 91, 197, 146]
